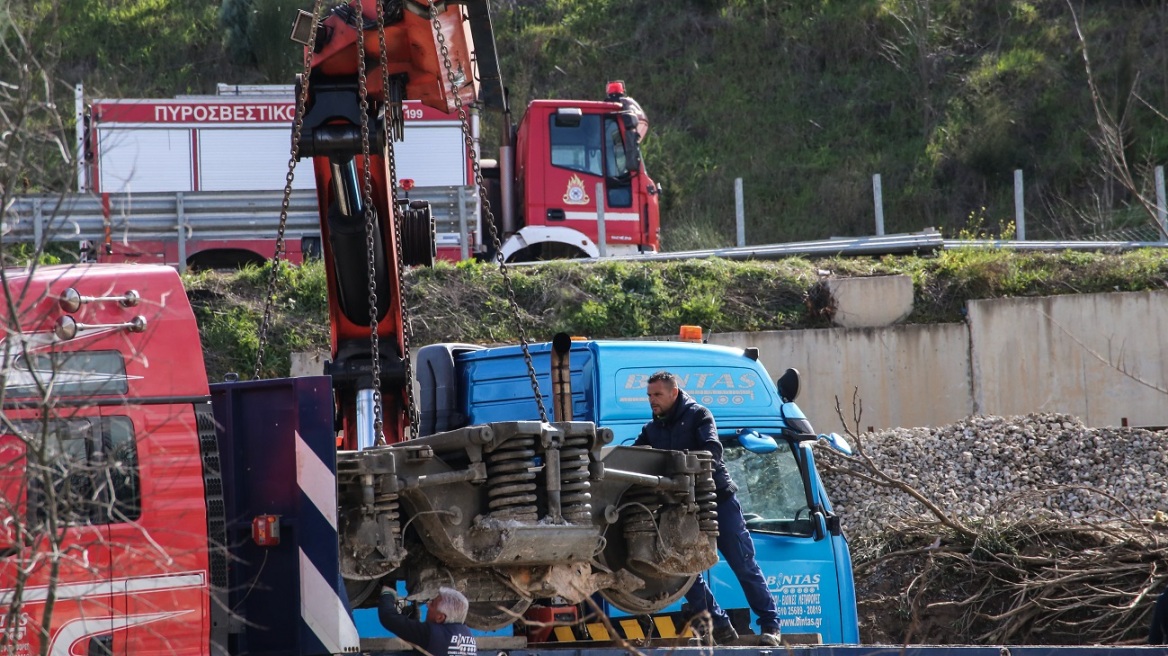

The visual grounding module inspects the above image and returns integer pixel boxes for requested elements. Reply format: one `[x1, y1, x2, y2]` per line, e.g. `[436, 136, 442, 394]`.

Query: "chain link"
[254, 0, 324, 380]
[354, 0, 386, 442]
[376, 1, 419, 431]
[428, 1, 548, 423]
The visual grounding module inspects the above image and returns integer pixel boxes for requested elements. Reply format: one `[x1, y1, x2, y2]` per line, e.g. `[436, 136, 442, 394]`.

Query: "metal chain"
[354, 0, 385, 441]
[376, 1, 419, 431]
[254, 0, 324, 380]
[427, 1, 548, 423]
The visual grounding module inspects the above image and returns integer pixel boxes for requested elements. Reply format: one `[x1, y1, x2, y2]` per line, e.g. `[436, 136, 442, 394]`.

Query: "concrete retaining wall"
[710, 289, 1168, 430]
[711, 324, 972, 431]
[966, 291, 1168, 428]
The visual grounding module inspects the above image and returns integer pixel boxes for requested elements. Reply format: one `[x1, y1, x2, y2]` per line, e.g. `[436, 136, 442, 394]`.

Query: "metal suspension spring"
[559, 434, 592, 523]
[693, 452, 719, 535]
[375, 484, 402, 541]
[485, 436, 538, 521]
[621, 487, 662, 536]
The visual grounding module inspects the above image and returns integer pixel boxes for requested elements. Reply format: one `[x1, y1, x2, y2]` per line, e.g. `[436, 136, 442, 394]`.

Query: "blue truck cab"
[414, 338, 860, 644]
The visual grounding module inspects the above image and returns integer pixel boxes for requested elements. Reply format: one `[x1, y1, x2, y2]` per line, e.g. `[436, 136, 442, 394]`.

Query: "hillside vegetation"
[12, 1, 1168, 245]
[187, 248, 1168, 381]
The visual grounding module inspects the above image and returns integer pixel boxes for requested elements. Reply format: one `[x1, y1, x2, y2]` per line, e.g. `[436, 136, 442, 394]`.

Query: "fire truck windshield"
[550, 113, 603, 176]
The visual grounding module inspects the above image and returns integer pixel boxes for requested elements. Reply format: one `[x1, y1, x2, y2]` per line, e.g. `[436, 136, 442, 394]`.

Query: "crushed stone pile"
[816, 413, 1168, 540]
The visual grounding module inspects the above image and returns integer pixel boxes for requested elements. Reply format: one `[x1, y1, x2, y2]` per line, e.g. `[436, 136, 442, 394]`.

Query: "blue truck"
[405, 334, 862, 645]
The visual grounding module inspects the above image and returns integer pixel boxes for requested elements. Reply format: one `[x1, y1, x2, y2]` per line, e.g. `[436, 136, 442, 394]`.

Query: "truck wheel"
[599, 575, 696, 615]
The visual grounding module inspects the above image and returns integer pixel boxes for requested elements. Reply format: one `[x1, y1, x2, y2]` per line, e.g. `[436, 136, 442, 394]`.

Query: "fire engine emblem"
[563, 175, 591, 205]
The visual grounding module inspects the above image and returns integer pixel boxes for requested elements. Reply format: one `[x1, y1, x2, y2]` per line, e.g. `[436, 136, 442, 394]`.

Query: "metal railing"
[2, 186, 479, 265]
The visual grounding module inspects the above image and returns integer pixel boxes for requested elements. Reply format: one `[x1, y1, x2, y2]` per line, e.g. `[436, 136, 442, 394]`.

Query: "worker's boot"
[759, 629, 782, 646]
[712, 623, 739, 646]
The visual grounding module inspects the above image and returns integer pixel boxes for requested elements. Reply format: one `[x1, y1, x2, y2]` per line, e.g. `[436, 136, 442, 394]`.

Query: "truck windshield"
[724, 441, 813, 536]
[550, 114, 603, 176]
[1, 350, 128, 398]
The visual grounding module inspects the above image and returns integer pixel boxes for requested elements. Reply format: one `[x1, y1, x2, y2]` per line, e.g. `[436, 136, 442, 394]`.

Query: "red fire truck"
[74, 78, 661, 265]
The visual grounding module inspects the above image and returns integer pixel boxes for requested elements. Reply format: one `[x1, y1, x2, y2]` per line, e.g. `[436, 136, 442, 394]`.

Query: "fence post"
[735, 177, 745, 247]
[457, 186, 469, 261]
[872, 174, 885, 236]
[595, 183, 607, 257]
[1014, 169, 1026, 240]
[1155, 165, 1167, 242]
[33, 198, 43, 248]
[176, 192, 187, 272]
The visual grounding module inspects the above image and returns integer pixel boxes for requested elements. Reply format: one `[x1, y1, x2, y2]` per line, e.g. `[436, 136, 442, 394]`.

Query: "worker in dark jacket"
[1151, 588, 1168, 644]
[635, 371, 781, 646]
[379, 586, 477, 655]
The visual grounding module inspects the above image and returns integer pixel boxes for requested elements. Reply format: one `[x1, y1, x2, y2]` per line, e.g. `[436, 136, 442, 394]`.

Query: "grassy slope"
[188, 249, 1168, 381]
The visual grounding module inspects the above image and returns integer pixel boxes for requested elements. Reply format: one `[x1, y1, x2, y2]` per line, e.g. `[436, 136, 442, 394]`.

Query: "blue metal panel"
[456, 340, 780, 437]
[211, 376, 357, 656]
[458, 341, 598, 424]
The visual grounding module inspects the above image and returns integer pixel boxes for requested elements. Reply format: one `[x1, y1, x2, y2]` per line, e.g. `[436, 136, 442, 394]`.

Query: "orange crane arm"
[293, 0, 502, 448]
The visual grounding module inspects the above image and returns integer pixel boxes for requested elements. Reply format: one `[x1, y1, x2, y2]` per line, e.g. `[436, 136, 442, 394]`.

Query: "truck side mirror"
[624, 142, 642, 173]
[736, 429, 778, 454]
[620, 113, 642, 172]
[776, 368, 800, 403]
[818, 432, 853, 456]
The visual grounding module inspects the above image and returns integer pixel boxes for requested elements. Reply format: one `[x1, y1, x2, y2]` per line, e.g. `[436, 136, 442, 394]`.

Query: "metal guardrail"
[561, 231, 948, 264]
[5, 189, 1166, 266]
[548, 230, 1168, 265]
[2, 186, 478, 251]
[942, 238, 1168, 251]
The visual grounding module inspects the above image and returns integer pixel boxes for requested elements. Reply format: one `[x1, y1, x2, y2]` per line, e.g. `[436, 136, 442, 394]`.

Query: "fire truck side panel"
[197, 128, 315, 192]
[105, 238, 305, 269]
[98, 128, 195, 193]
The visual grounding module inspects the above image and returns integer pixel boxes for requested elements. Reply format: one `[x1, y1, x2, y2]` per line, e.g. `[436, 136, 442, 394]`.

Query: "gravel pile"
[817, 413, 1168, 539]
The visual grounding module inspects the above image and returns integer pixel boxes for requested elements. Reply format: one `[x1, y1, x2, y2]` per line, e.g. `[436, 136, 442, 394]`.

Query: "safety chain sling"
[376, 0, 419, 431]
[428, 0, 548, 423]
[254, 0, 324, 379]
[353, 0, 387, 442]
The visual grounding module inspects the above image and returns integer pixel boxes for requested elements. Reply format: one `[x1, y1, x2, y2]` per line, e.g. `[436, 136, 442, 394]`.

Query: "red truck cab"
[505, 90, 661, 261]
[0, 265, 214, 656]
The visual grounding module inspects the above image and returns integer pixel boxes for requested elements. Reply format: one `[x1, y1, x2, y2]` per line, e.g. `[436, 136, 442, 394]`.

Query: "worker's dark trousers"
[1151, 588, 1168, 644]
[684, 494, 780, 632]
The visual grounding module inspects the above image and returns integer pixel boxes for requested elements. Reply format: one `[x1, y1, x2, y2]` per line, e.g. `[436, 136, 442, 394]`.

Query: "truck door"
[0, 416, 116, 656]
[715, 436, 856, 643]
[106, 404, 208, 656]
[536, 111, 645, 253]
